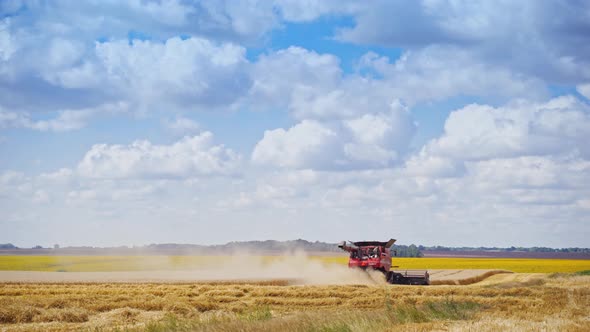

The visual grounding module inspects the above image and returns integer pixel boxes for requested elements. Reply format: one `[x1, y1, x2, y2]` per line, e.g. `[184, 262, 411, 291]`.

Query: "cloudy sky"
[1, 1, 589, 248]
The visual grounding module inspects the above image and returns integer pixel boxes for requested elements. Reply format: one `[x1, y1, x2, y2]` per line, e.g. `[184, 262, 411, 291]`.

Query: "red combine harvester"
[338, 239, 430, 285]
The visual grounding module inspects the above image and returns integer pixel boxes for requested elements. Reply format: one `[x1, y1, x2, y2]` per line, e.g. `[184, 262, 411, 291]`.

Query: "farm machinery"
[338, 239, 430, 285]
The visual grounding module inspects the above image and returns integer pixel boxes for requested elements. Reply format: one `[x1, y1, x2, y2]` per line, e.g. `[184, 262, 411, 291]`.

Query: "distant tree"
[53, 244, 60, 249]
[391, 244, 424, 257]
[32, 245, 43, 249]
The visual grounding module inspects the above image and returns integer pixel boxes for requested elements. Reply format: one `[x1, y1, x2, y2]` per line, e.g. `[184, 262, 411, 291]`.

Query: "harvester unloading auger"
[338, 239, 430, 285]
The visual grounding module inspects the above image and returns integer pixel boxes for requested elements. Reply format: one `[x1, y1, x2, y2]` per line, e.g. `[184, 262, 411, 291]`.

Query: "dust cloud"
[0, 251, 388, 285]
[193, 251, 388, 285]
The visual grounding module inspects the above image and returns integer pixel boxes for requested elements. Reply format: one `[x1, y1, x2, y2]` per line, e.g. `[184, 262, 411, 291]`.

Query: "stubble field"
[0, 255, 589, 331]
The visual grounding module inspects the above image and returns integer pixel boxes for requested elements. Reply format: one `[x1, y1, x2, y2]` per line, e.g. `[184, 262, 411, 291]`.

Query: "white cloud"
[252, 120, 339, 169]
[274, 0, 358, 22]
[77, 132, 241, 179]
[345, 100, 414, 148]
[18, 1, 276, 42]
[2, 1, 590, 248]
[0, 19, 16, 62]
[2, 1, 589, 118]
[252, 100, 416, 170]
[0, 108, 27, 128]
[249, 47, 408, 119]
[32, 190, 50, 203]
[1, 32, 253, 114]
[0, 102, 128, 132]
[578, 84, 590, 99]
[358, 48, 547, 104]
[48, 61, 102, 89]
[163, 116, 200, 136]
[336, 1, 590, 83]
[46, 38, 84, 68]
[1, 22, 252, 111]
[0, 171, 34, 201]
[30, 110, 93, 132]
[3, 103, 590, 247]
[223, 149, 590, 246]
[466, 156, 588, 190]
[248, 46, 547, 123]
[127, 0, 193, 26]
[38, 168, 74, 184]
[404, 154, 466, 178]
[249, 47, 342, 112]
[0, 170, 26, 186]
[93, 37, 250, 108]
[422, 96, 590, 160]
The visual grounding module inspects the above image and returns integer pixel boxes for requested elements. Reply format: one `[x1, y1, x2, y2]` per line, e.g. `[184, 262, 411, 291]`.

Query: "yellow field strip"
[0, 255, 588, 273]
[391, 257, 590, 273]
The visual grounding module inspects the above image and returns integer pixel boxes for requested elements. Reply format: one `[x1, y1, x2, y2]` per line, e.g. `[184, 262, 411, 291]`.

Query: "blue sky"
[1, 0, 590, 248]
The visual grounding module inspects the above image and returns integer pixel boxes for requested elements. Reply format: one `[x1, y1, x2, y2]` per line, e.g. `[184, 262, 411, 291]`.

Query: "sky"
[1, 0, 590, 248]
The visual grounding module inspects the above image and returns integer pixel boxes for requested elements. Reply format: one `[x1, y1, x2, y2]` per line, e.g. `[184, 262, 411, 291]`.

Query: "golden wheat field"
[1, 256, 589, 331]
[0, 273, 589, 332]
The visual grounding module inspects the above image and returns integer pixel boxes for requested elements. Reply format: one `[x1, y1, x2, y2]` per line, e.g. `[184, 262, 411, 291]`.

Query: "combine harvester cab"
[338, 239, 429, 285]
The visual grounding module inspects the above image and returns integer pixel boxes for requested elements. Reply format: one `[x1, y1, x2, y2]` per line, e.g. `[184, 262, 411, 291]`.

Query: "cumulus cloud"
[421, 96, 590, 160]
[249, 47, 342, 113]
[250, 47, 408, 119]
[252, 100, 416, 170]
[252, 120, 339, 169]
[4, 2, 567, 121]
[77, 132, 241, 179]
[336, 0, 590, 83]
[93, 37, 250, 108]
[225, 147, 590, 246]
[11, 1, 275, 42]
[357, 48, 547, 104]
[466, 156, 588, 191]
[3, 1, 590, 247]
[249, 46, 547, 122]
[1, 5, 255, 112]
[2, 1, 589, 118]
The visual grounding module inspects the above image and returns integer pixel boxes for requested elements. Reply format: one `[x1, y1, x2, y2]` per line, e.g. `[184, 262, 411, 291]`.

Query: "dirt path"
[0, 271, 290, 283]
[0, 269, 510, 285]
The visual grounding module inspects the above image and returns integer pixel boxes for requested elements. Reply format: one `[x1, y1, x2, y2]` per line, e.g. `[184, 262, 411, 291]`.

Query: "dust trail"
[203, 250, 387, 285]
[0, 251, 387, 285]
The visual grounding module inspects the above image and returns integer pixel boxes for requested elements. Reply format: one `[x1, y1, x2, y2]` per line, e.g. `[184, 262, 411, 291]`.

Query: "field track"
[0, 269, 508, 285]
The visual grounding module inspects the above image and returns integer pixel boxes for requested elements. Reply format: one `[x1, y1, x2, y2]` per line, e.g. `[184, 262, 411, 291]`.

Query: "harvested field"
[1, 256, 589, 331]
[0, 273, 588, 331]
[427, 269, 512, 285]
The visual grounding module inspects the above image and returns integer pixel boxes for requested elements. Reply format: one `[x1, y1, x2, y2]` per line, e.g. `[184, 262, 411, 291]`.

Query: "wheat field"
[1, 256, 589, 331]
[0, 273, 589, 331]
